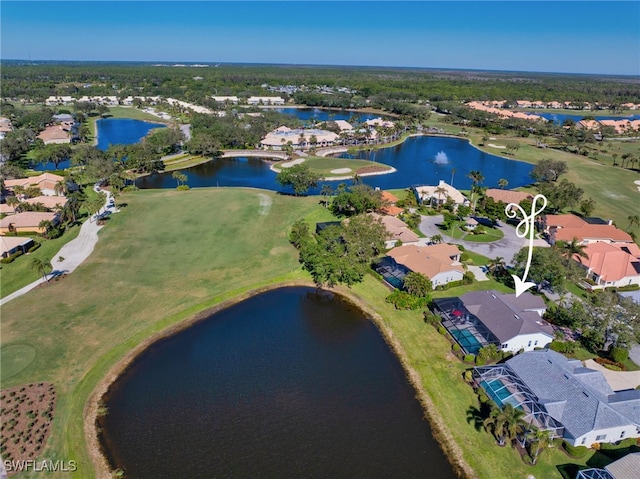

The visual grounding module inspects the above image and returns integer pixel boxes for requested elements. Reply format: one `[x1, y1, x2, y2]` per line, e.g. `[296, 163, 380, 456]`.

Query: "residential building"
[379, 191, 403, 216]
[573, 242, 640, 290]
[333, 120, 354, 133]
[386, 243, 464, 287]
[4, 173, 65, 197]
[36, 123, 72, 145]
[369, 213, 420, 248]
[211, 96, 239, 104]
[0, 116, 13, 140]
[260, 126, 338, 150]
[577, 452, 640, 479]
[0, 236, 35, 258]
[474, 350, 640, 447]
[365, 117, 395, 129]
[485, 188, 533, 206]
[0, 211, 58, 234]
[414, 180, 469, 207]
[543, 214, 633, 245]
[23, 196, 67, 210]
[433, 290, 552, 354]
[45, 96, 74, 105]
[247, 96, 285, 105]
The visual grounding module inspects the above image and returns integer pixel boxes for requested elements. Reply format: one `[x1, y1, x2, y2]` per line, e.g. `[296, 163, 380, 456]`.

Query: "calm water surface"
[267, 107, 381, 123]
[534, 112, 640, 125]
[138, 134, 534, 193]
[99, 287, 456, 478]
[32, 118, 166, 171]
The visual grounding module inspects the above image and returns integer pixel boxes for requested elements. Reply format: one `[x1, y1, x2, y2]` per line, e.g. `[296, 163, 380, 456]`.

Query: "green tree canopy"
[276, 164, 321, 196]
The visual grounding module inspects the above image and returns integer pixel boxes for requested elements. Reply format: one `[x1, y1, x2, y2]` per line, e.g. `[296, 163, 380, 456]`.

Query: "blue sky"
[1, 1, 639, 75]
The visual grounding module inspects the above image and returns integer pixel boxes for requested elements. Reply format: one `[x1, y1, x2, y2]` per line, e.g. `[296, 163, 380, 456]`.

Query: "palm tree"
[54, 180, 67, 197]
[430, 234, 443, 244]
[31, 257, 52, 283]
[502, 403, 527, 445]
[527, 428, 553, 465]
[487, 256, 507, 277]
[434, 186, 447, 209]
[627, 215, 640, 230]
[320, 184, 333, 208]
[563, 238, 588, 262]
[38, 220, 54, 239]
[483, 406, 508, 445]
[468, 170, 484, 186]
[497, 178, 508, 189]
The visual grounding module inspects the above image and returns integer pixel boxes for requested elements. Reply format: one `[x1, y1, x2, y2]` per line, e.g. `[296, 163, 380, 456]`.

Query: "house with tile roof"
[369, 213, 420, 248]
[414, 180, 469, 208]
[543, 214, 633, 245]
[247, 96, 285, 105]
[378, 191, 403, 216]
[386, 243, 464, 288]
[0, 212, 58, 234]
[433, 290, 552, 354]
[0, 236, 35, 258]
[260, 126, 339, 150]
[485, 188, 533, 206]
[573, 242, 640, 290]
[474, 349, 640, 447]
[4, 173, 65, 197]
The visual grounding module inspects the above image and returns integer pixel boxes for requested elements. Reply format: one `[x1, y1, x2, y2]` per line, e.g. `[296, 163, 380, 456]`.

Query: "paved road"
[418, 214, 549, 264]
[0, 189, 114, 306]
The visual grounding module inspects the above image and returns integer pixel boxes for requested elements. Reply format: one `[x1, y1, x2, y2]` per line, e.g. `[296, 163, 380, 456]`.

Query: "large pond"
[266, 107, 381, 123]
[138, 135, 535, 193]
[96, 118, 165, 151]
[32, 118, 166, 171]
[99, 287, 456, 478]
[533, 112, 640, 125]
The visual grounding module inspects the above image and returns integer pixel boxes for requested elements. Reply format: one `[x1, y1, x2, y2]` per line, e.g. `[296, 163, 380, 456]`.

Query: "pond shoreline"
[85, 281, 475, 479]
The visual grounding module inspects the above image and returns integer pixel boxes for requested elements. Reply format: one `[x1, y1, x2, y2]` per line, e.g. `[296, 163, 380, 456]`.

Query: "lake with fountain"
[138, 134, 535, 193]
[98, 287, 457, 478]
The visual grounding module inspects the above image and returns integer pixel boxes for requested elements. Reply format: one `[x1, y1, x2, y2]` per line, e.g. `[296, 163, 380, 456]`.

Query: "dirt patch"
[0, 383, 56, 474]
[355, 165, 391, 175]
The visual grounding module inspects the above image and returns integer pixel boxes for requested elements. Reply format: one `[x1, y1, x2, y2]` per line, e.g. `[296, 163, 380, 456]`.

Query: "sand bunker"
[330, 168, 352, 174]
[487, 143, 506, 149]
[635, 180, 640, 192]
[280, 158, 306, 168]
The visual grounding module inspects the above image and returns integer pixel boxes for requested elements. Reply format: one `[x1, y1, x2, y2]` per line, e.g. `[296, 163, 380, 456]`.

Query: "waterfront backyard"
[0, 187, 614, 479]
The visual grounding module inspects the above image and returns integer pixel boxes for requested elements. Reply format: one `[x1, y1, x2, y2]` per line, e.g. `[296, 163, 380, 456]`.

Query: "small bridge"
[220, 150, 288, 160]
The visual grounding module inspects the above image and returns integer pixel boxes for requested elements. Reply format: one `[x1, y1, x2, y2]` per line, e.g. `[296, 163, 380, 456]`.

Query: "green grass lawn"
[273, 156, 393, 178]
[0, 225, 81, 298]
[0, 187, 619, 479]
[439, 223, 505, 243]
[461, 250, 491, 266]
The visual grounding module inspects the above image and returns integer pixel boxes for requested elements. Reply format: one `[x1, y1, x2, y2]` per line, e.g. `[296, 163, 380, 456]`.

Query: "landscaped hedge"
[0, 250, 23, 264]
[27, 242, 41, 253]
[563, 441, 589, 458]
[606, 284, 640, 292]
[599, 438, 638, 450]
[594, 356, 626, 371]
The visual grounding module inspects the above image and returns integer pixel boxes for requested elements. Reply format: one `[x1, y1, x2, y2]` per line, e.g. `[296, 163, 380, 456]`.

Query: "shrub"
[452, 343, 461, 352]
[475, 357, 486, 366]
[549, 340, 564, 352]
[600, 438, 637, 450]
[460, 253, 470, 262]
[422, 311, 440, 326]
[27, 242, 41, 253]
[563, 442, 589, 458]
[610, 346, 628, 363]
[463, 271, 475, 284]
[385, 290, 429, 310]
[437, 326, 448, 335]
[464, 354, 475, 363]
[176, 185, 190, 191]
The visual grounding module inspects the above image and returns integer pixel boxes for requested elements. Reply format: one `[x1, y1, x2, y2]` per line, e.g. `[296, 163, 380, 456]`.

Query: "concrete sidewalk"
[0, 190, 114, 306]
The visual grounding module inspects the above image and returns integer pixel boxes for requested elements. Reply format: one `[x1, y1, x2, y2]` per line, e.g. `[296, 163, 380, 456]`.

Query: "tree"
[289, 219, 310, 249]
[527, 428, 553, 465]
[320, 184, 333, 208]
[562, 238, 588, 261]
[530, 159, 568, 183]
[627, 215, 640, 230]
[276, 164, 321, 196]
[31, 257, 52, 283]
[430, 234, 443, 244]
[579, 197, 596, 217]
[497, 178, 508, 189]
[330, 184, 382, 216]
[402, 272, 432, 297]
[172, 171, 188, 188]
[487, 256, 507, 277]
[38, 220, 54, 239]
[538, 179, 583, 212]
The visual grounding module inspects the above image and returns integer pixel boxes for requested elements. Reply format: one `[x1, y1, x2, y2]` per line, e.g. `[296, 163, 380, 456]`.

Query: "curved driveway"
[419, 214, 549, 264]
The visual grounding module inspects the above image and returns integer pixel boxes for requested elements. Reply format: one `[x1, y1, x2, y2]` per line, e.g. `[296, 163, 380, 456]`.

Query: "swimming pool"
[450, 328, 483, 355]
[480, 379, 513, 408]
